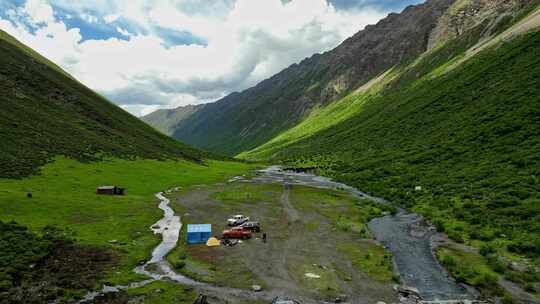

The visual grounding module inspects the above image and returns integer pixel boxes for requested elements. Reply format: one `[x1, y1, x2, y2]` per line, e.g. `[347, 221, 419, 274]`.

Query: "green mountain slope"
[242, 11, 540, 260]
[0, 30, 210, 178]
[143, 0, 455, 156]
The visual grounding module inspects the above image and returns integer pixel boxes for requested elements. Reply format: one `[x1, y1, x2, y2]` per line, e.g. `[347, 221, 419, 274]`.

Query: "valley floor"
[1, 159, 538, 303]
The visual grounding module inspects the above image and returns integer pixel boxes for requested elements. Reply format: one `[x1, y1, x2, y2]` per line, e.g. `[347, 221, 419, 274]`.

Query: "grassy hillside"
[241, 19, 540, 265]
[0, 30, 210, 179]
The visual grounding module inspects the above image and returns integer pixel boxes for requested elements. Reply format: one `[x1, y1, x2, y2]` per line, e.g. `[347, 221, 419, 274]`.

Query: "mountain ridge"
[141, 104, 206, 136]
[143, 0, 455, 156]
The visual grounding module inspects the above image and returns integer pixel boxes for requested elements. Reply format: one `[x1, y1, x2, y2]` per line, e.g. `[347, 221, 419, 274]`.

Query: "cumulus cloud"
[104, 13, 120, 24]
[0, 0, 391, 116]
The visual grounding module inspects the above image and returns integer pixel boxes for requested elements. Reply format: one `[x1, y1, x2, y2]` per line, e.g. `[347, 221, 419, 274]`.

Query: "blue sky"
[330, 0, 423, 11]
[0, 0, 423, 116]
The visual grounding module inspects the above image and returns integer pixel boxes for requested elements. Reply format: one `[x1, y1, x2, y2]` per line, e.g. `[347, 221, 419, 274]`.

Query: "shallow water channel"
[82, 166, 469, 302]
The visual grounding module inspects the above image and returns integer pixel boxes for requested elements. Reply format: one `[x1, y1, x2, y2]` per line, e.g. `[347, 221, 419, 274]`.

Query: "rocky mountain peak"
[428, 0, 536, 49]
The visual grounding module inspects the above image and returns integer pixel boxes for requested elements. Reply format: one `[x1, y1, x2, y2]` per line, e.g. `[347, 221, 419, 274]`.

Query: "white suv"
[227, 214, 250, 226]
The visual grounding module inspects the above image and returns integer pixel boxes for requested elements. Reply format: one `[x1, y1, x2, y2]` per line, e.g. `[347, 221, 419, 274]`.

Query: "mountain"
[239, 0, 540, 268]
[143, 0, 540, 298]
[143, 0, 456, 156]
[141, 104, 205, 136]
[0, 30, 209, 179]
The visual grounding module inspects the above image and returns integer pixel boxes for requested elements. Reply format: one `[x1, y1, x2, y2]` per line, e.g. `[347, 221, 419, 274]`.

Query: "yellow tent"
[206, 237, 220, 247]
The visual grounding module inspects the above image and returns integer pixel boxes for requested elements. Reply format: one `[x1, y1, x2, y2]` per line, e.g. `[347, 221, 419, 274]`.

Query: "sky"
[0, 0, 422, 116]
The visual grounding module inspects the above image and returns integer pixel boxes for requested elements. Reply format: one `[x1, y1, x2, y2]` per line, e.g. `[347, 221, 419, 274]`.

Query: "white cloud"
[80, 12, 98, 24]
[104, 13, 120, 23]
[24, 0, 54, 24]
[116, 26, 131, 37]
[0, 0, 387, 116]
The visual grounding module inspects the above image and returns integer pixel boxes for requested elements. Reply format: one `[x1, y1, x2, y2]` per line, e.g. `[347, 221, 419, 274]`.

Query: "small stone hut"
[96, 186, 125, 195]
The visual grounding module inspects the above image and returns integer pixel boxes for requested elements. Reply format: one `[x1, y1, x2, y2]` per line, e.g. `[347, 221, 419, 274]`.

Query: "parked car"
[227, 214, 250, 226]
[222, 227, 252, 239]
[271, 297, 300, 304]
[239, 221, 261, 232]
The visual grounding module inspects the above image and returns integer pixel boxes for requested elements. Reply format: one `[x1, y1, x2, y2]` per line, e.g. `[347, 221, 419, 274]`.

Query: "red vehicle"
[222, 227, 252, 239]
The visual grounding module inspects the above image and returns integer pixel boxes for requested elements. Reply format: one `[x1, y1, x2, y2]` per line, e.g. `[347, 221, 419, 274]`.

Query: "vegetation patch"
[291, 186, 396, 237]
[89, 281, 198, 304]
[288, 260, 342, 299]
[337, 242, 394, 283]
[210, 183, 279, 205]
[437, 246, 504, 298]
[0, 221, 118, 304]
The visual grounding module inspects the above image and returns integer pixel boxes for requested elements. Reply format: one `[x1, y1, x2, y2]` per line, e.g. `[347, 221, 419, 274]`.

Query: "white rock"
[305, 273, 321, 279]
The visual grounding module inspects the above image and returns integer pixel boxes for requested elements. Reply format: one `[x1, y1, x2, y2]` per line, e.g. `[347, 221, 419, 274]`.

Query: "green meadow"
[0, 157, 255, 285]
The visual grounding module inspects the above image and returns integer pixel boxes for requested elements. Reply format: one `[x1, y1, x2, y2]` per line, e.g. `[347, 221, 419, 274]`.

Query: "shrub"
[441, 255, 457, 268]
[472, 272, 498, 288]
[173, 260, 186, 270]
[336, 218, 352, 232]
[501, 293, 516, 304]
[524, 283, 536, 293]
[486, 256, 506, 274]
[433, 219, 445, 232]
[178, 251, 188, 260]
[447, 230, 465, 243]
[480, 244, 496, 256]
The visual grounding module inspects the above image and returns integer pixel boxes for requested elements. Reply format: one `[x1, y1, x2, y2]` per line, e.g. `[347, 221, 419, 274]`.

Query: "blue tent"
[186, 224, 212, 244]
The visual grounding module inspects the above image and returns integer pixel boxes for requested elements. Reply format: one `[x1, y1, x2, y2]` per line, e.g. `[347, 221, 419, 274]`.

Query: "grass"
[437, 246, 504, 297]
[288, 259, 342, 298]
[210, 183, 277, 204]
[291, 186, 396, 237]
[126, 281, 198, 304]
[290, 186, 395, 282]
[0, 157, 255, 289]
[337, 243, 394, 283]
